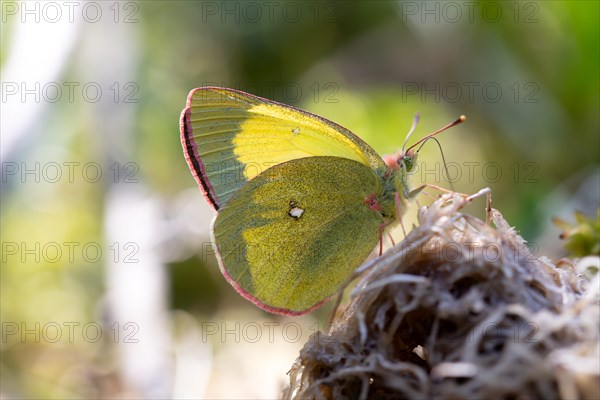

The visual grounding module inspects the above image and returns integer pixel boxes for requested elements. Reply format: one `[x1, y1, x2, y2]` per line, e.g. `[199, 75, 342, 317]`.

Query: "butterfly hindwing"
[180, 87, 385, 209]
[212, 156, 386, 314]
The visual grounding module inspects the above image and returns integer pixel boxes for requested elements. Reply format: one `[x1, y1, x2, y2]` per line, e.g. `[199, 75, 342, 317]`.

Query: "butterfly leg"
[378, 223, 398, 256]
[378, 224, 385, 256]
[485, 189, 492, 225]
[458, 187, 493, 225]
[410, 184, 493, 224]
[387, 233, 396, 246]
[408, 183, 452, 199]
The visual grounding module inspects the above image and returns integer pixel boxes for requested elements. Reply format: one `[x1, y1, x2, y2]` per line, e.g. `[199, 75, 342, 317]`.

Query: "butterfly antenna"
[406, 115, 466, 153]
[401, 112, 421, 153]
[416, 137, 456, 192]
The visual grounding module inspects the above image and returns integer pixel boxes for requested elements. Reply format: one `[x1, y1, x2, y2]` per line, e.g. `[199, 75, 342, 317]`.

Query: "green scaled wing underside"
[212, 156, 385, 315]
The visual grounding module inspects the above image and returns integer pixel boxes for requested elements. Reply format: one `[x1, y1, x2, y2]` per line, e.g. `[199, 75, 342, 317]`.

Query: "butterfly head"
[385, 114, 465, 174]
[383, 148, 418, 173]
[383, 114, 465, 200]
[400, 148, 418, 172]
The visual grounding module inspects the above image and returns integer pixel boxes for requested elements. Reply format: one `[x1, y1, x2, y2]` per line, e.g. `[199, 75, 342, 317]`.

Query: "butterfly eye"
[402, 155, 414, 172]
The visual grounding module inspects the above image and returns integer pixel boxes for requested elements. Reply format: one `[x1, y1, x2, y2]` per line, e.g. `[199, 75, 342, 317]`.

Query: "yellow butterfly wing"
[212, 156, 386, 315]
[180, 87, 385, 209]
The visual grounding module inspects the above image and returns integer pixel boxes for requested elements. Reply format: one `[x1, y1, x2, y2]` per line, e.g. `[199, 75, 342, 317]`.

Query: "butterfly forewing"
[181, 87, 385, 209]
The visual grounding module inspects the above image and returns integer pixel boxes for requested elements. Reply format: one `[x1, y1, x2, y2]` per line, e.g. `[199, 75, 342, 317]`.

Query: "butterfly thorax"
[371, 148, 419, 223]
[368, 166, 410, 223]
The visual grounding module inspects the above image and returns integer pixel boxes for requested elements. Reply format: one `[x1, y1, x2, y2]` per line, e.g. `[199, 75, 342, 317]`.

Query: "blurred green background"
[1, 1, 598, 398]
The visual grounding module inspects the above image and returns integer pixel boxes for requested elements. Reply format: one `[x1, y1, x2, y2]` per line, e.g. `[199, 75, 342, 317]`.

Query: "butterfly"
[180, 87, 464, 315]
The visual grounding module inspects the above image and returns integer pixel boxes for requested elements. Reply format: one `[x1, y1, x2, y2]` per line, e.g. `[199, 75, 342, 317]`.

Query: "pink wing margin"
[180, 89, 221, 211]
[214, 233, 332, 316]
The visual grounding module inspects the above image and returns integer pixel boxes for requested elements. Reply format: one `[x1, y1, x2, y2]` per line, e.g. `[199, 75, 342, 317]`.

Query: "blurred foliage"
[554, 210, 600, 257]
[1, 1, 599, 398]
